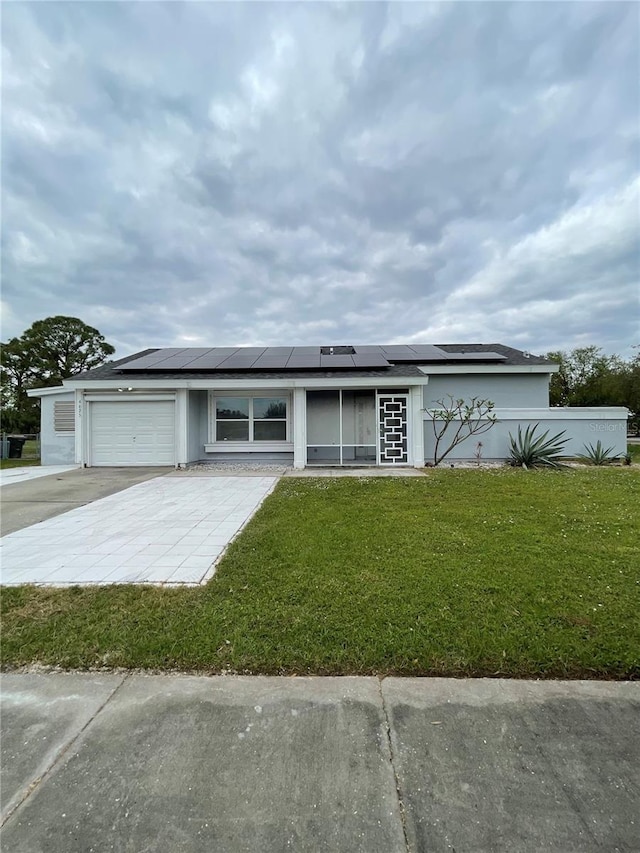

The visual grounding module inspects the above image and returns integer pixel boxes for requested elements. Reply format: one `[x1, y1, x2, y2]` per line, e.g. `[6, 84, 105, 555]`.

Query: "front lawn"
[2, 469, 638, 678]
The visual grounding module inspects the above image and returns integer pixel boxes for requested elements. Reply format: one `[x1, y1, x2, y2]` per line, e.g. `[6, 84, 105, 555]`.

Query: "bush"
[578, 440, 621, 466]
[509, 424, 569, 469]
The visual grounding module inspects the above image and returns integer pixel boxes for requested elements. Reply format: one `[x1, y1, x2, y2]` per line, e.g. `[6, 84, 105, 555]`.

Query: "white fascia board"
[84, 393, 176, 402]
[64, 376, 429, 391]
[419, 364, 558, 374]
[26, 386, 72, 398]
[422, 406, 630, 420]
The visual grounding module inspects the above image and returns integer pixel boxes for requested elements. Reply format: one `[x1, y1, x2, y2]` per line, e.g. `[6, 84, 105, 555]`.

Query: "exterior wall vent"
[54, 401, 75, 433]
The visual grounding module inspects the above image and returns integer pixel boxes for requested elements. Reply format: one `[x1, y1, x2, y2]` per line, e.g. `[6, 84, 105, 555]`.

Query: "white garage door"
[90, 400, 175, 466]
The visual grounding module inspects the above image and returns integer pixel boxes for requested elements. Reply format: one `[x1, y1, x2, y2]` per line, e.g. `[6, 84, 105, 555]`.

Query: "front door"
[378, 394, 409, 464]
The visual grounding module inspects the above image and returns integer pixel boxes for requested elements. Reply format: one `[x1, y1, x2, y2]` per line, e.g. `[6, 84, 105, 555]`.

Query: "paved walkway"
[0, 476, 276, 586]
[1, 675, 637, 852]
[0, 465, 78, 486]
[285, 466, 425, 477]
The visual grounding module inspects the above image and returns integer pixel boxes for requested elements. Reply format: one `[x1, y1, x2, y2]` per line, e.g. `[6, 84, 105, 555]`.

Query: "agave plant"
[508, 424, 569, 469]
[577, 440, 621, 466]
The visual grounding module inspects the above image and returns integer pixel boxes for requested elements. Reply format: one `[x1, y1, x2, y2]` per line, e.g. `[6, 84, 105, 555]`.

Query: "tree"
[1, 316, 115, 433]
[19, 316, 116, 385]
[617, 347, 640, 424]
[546, 346, 638, 414]
[0, 337, 41, 432]
[424, 396, 498, 466]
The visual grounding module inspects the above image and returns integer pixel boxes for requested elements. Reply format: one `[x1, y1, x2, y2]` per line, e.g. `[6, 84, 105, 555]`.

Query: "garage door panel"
[90, 401, 175, 466]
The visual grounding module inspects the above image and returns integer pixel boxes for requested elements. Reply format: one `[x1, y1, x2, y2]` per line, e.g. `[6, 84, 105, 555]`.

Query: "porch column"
[175, 389, 188, 468]
[293, 387, 306, 469]
[410, 385, 425, 468]
[75, 389, 85, 465]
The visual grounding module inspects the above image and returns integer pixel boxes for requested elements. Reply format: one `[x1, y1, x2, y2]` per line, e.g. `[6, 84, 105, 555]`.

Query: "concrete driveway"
[0, 474, 277, 586]
[1, 467, 171, 537]
[1, 675, 638, 852]
[0, 465, 79, 486]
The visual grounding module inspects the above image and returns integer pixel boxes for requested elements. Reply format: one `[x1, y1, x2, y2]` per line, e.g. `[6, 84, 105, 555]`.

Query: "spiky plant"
[577, 440, 621, 466]
[508, 424, 569, 469]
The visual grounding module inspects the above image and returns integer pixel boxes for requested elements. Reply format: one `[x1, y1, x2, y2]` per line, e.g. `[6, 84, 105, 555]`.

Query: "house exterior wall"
[423, 373, 550, 409]
[198, 389, 295, 462]
[39, 391, 76, 465]
[187, 390, 208, 462]
[38, 369, 626, 469]
[423, 408, 628, 463]
[188, 390, 289, 463]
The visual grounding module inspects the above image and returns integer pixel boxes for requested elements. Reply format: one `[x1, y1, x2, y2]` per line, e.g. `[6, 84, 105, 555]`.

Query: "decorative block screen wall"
[378, 395, 408, 464]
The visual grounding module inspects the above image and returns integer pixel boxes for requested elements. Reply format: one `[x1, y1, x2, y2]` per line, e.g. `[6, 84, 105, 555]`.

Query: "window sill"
[204, 442, 293, 453]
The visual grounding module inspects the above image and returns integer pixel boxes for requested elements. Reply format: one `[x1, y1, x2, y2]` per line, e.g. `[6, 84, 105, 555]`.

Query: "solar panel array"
[119, 345, 507, 372]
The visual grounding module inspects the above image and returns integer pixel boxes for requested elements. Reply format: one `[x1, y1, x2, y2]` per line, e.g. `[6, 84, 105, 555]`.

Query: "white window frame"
[208, 392, 291, 446]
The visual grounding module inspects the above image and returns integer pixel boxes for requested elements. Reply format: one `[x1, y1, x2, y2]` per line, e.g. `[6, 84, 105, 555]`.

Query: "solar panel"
[218, 349, 267, 369]
[119, 357, 161, 370]
[407, 345, 449, 360]
[252, 352, 293, 369]
[352, 353, 390, 367]
[286, 354, 321, 368]
[118, 343, 508, 373]
[259, 347, 295, 355]
[380, 346, 417, 359]
[152, 348, 214, 368]
[373, 345, 452, 363]
[120, 348, 190, 370]
[320, 355, 356, 368]
[183, 348, 239, 369]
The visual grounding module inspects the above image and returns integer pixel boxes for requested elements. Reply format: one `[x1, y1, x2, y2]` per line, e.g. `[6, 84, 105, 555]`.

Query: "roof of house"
[66, 343, 555, 382]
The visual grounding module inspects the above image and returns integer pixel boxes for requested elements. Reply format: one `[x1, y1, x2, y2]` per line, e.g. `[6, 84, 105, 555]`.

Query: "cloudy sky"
[2, 1, 638, 358]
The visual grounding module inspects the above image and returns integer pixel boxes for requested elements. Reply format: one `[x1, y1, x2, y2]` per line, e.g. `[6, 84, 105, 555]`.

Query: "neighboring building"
[28, 343, 628, 468]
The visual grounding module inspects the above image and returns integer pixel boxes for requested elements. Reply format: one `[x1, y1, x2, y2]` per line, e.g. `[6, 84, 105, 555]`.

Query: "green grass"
[1, 439, 40, 468]
[627, 443, 640, 463]
[0, 458, 40, 469]
[2, 469, 638, 678]
[21, 439, 40, 460]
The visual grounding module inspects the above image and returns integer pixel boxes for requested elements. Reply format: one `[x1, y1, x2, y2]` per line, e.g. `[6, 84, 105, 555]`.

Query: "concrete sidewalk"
[1, 675, 638, 852]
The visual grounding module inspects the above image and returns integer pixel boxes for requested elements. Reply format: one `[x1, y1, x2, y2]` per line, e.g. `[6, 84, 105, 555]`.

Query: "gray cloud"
[2, 1, 638, 358]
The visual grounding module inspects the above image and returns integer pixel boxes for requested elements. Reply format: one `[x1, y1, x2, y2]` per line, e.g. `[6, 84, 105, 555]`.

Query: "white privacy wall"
[40, 391, 76, 465]
[423, 408, 629, 462]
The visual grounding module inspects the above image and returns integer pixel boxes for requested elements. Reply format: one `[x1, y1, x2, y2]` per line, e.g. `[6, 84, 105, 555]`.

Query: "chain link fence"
[0, 434, 41, 460]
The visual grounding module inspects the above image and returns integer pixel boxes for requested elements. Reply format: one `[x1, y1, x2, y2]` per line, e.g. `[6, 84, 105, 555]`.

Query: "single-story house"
[28, 343, 628, 468]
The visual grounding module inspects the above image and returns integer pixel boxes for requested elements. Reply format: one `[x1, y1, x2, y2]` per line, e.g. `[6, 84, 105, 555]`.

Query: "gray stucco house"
[28, 343, 628, 468]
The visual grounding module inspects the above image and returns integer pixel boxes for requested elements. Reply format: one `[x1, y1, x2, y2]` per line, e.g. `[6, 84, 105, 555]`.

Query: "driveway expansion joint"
[378, 676, 411, 853]
[0, 673, 131, 828]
